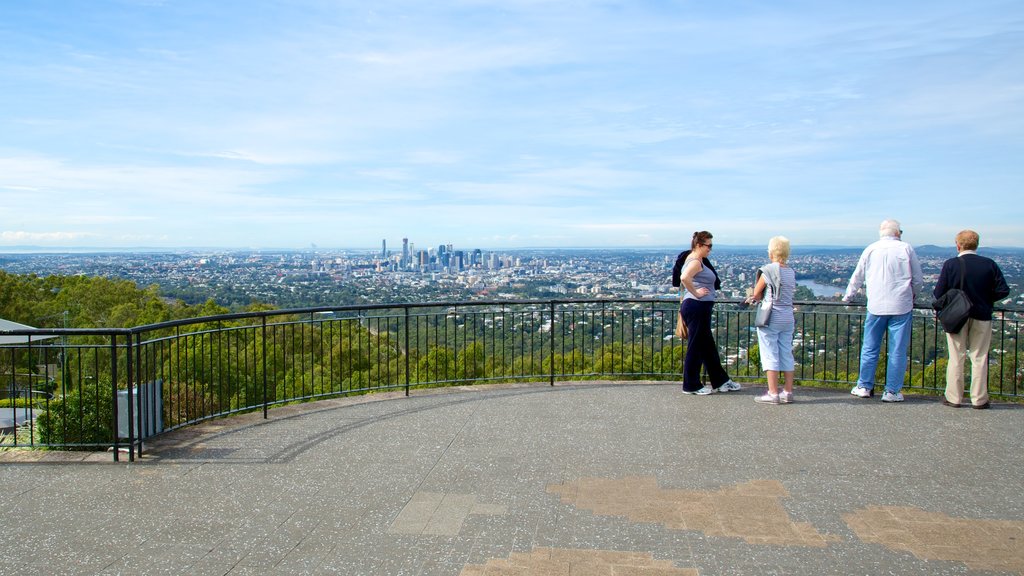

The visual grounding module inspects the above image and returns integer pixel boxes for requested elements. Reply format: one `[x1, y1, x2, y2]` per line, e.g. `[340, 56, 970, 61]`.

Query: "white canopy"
[0, 318, 60, 346]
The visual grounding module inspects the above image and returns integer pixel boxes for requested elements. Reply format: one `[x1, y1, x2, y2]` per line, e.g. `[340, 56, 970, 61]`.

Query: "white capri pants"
[757, 321, 795, 372]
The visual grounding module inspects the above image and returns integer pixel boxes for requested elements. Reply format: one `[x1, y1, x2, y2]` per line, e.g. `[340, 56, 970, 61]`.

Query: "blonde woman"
[747, 236, 797, 404]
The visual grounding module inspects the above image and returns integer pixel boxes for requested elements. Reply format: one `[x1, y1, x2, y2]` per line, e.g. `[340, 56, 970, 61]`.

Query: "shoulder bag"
[755, 299, 773, 328]
[675, 305, 688, 339]
[933, 258, 972, 334]
[754, 264, 776, 328]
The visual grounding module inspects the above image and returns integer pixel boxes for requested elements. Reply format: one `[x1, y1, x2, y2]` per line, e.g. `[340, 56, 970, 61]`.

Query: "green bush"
[0, 398, 42, 409]
[36, 390, 113, 448]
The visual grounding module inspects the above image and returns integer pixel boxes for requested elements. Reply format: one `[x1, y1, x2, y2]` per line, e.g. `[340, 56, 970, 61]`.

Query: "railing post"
[674, 301, 683, 379]
[404, 306, 411, 396]
[134, 331, 146, 459]
[24, 338, 33, 448]
[110, 333, 120, 462]
[549, 301, 555, 386]
[262, 315, 269, 419]
[125, 333, 135, 462]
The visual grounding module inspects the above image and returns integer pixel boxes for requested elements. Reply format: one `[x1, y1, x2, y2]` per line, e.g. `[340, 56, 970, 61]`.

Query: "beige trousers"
[944, 318, 992, 406]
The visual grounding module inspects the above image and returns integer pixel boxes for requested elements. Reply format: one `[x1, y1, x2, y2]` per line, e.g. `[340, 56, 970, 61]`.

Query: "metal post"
[24, 338, 33, 447]
[135, 332, 147, 459]
[549, 301, 555, 386]
[110, 334, 120, 462]
[262, 315, 269, 419]
[404, 307, 411, 396]
[125, 333, 135, 462]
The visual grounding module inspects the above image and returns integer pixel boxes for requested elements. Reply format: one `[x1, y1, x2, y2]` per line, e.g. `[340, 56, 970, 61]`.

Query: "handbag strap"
[957, 256, 966, 291]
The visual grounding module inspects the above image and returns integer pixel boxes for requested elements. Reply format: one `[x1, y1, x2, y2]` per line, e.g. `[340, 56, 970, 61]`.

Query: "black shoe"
[942, 399, 962, 408]
[972, 402, 991, 410]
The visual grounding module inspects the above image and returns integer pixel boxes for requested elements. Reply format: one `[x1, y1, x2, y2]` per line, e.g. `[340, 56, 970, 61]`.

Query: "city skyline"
[2, 1, 1023, 250]
[4, 241, 1021, 314]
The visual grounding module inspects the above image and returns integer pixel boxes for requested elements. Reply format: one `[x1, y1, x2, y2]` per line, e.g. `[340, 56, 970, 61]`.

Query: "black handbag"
[933, 258, 972, 334]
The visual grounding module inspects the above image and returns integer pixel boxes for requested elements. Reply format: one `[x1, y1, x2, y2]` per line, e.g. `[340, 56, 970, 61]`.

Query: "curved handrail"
[1, 298, 1020, 460]
[2, 297, 1020, 340]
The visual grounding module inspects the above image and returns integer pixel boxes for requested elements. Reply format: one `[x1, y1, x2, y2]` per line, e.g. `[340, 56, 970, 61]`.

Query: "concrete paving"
[1, 381, 1023, 575]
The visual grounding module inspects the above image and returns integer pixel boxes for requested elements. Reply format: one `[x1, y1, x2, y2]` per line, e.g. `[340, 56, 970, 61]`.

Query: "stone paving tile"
[390, 492, 509, 536]
[547, 477, 839, 547]
[845, 505, 1024, 573]
[458, 547, 698, 575]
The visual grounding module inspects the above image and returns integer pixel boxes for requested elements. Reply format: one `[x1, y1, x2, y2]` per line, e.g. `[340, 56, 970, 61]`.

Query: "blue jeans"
[857, 311, 912, 393]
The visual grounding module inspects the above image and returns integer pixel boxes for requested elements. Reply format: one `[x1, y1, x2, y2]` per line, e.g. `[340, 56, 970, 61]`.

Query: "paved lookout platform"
[1, 381, 1023, 575]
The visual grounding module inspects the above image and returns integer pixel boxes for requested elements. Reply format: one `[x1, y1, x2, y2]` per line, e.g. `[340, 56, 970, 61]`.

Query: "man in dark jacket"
[933, 230, 1010, 409]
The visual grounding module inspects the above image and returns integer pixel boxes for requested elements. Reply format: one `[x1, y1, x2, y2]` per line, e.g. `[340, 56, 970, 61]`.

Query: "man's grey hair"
[879, 219, 901, 237]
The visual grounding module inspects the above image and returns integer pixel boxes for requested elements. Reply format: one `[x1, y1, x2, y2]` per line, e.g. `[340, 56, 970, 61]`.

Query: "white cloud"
[669, 144, 826, 172]
[0, 154, 282, 204]
[336, 42, 559, 78]
[571, 222, 680, 232]
[355, 168, 413, 181]
[435, 181, 587, 202]
[1, 231, 96, 243]
[407, 150, 464, 165]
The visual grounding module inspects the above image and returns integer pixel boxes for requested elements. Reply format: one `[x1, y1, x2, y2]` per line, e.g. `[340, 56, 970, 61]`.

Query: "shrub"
[0, 398, 40, 409]
[36, 390, 114, 448]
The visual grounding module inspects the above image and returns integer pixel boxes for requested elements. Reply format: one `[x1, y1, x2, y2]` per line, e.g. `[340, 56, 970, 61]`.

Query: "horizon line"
[3, 243, 1021, 254]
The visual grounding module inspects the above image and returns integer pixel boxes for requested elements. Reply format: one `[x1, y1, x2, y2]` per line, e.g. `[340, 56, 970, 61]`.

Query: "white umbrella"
[0, 318, 60, 346]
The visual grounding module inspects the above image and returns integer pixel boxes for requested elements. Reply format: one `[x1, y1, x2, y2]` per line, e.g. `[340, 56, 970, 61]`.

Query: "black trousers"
[681, 299, 730, 391]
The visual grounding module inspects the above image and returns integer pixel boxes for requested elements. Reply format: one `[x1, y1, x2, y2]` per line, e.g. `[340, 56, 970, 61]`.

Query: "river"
[798, 280, 844, 298]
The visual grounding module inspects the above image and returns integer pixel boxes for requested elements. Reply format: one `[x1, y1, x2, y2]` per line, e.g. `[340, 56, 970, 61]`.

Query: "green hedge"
[36, 391, 113, 448]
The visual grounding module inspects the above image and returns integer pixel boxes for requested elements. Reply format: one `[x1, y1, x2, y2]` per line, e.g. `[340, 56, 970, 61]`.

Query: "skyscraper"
[438, 244, 449, 268]
[381, 239, 386, 258]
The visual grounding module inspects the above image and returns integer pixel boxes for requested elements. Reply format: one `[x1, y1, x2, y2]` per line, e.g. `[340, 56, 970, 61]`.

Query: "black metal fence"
[2, 299, 1021, 460]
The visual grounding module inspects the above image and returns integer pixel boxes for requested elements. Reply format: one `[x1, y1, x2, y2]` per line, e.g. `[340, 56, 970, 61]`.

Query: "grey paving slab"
[1, 381, 1023, 575]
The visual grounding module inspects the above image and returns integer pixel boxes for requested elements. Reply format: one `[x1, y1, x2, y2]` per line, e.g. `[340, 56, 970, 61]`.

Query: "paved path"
[1, 381, 1023, 575]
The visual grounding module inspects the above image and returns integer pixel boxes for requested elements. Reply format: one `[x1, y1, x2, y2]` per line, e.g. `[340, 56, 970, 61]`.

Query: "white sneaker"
[881, 391, 904, 403]
[850, 386, 872, 398]
[754, 392, 779, 404]
[718, 380, 742, 392]
[779, 391, 794, 404]
[682, 384, 716, 395]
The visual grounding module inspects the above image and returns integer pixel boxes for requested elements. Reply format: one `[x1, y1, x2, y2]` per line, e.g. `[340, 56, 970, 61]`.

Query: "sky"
[1, 0, 1023, 251]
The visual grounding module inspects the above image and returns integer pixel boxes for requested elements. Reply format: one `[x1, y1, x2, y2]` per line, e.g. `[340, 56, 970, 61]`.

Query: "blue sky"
[1, 1, 1022, 251]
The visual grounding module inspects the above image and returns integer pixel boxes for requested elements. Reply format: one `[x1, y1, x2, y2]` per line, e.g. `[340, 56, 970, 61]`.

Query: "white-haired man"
[843, 219, 923, 402]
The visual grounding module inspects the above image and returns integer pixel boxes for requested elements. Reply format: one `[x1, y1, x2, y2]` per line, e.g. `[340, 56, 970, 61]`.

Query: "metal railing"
[2, 299, 1020, 460]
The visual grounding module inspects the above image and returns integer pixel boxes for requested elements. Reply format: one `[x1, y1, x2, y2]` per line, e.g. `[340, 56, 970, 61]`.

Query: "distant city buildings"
[1, 241, 1021, 312]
